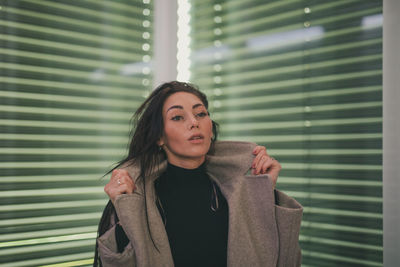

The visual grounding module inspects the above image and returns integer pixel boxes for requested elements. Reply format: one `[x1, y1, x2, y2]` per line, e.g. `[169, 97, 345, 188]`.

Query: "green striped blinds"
[188, 0, 382, 266]
[0, 1, 152, 266]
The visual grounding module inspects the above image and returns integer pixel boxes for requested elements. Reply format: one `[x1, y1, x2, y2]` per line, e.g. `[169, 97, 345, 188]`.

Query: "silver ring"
[117, 178, 121, 185]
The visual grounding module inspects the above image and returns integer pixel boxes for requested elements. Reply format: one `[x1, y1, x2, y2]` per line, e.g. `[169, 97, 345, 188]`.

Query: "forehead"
[163, 92, 203, 109]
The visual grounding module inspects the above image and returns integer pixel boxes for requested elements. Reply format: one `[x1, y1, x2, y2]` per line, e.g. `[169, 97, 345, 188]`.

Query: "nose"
[188, 114, 199, 129]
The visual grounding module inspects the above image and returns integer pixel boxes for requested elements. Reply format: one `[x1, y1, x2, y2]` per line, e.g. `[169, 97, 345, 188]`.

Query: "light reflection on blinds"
[0, 0, 153, 266]
[187, 0, 382, 266]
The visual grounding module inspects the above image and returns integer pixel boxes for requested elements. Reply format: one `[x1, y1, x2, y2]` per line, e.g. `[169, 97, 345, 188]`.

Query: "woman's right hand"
[104, 169, 136, 205]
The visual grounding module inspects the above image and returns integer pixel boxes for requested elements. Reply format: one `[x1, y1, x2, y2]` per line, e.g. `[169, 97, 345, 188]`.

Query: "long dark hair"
[94, 81, 218, 266]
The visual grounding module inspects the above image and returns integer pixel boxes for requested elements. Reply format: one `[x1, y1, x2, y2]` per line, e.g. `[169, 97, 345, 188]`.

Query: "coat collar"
[205, 141, 257, 184]
[123, 141, 257, 187]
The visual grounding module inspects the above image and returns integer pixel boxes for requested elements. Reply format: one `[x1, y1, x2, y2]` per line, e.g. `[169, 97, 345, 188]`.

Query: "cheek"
[163, 123, 183, 145]
[205, 119, 213, 138]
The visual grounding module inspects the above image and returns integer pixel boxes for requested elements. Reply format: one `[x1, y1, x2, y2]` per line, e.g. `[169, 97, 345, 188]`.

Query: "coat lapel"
[116, 161, 174, 266]
[206, 142, 280, 266]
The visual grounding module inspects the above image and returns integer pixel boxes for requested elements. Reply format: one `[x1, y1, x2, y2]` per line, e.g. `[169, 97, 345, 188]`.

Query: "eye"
[196, 112, 208, 118]
[171, 115, 183, 121]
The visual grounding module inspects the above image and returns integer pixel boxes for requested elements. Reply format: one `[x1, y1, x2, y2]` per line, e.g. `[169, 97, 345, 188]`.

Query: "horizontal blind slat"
[0, 226, 98, 242]
[20, 0, 143, 25]
[1, 62, 145, 85]
[0, 20, 143, 48]
[0, 77, 147, 96]
[0, 212, 102, 227]
[0, 133, 127, 143]
[222, 133, 381, 143]
[0, 91, 143, 108]
[0, 34, 142, 61]
[3, 7, 145, 37]
[0, 252, 94, 267]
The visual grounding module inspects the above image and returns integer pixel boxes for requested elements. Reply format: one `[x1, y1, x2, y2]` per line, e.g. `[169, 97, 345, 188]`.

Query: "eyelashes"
[196, 112, 208, 118]
[171, 115, 183, 121]
[171, 112, 208, 121]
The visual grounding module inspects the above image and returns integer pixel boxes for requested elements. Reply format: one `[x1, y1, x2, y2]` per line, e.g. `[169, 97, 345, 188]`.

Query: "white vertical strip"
[383, 0, 400, 266]
[153, 0, 178, 87]
[176, 0, 192, 82]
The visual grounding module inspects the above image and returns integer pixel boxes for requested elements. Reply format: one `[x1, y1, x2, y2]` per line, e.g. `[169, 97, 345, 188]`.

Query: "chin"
[188, 149, 209, 157]
[185, 145, 210, 158]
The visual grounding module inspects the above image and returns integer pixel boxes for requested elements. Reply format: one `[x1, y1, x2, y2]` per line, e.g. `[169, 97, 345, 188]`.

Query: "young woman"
[94, 81, 302, 267]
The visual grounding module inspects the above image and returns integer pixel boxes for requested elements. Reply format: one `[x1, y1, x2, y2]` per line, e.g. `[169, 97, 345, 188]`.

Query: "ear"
[157, 136, 164, 147]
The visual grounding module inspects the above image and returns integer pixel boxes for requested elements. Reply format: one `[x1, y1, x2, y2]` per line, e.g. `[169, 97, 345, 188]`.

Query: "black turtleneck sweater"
[155, 163, 229, 267]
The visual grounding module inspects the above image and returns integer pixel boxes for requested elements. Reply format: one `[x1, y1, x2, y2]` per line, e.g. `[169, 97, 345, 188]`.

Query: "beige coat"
[97, 141, 303, 267]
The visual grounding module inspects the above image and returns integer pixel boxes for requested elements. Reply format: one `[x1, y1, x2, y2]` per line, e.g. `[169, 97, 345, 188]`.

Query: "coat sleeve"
[97, 225, 137, 267]
[274, 190, 303, 267]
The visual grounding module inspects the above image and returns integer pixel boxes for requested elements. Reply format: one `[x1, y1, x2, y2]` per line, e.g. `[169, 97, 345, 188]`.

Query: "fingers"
[252, 145, 267, 169]
[258, 156, 274, 174]
[253, 155, 274, 175]
[251, 145, 281, 188]
[104, 169, 136, 204]
[262, 158, 281, 188]
[252, 145, 270, 174]
[114, 170, 135, 189]
[252, 155, 264, 174]
[252, 145, 266, 156]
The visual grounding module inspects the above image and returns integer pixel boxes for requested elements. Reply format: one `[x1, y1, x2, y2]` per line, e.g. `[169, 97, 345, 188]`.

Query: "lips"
[188, 133, 204, 141]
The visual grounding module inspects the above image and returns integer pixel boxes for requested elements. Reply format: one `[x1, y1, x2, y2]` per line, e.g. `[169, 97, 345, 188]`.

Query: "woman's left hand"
[252, 145, 281, 188]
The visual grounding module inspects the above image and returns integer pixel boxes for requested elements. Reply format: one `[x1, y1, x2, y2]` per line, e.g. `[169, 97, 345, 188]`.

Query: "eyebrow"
[166, 103, 204, 113]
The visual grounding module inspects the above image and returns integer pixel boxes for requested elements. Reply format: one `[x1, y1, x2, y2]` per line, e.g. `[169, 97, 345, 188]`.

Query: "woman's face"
[158, 92, 213, 168]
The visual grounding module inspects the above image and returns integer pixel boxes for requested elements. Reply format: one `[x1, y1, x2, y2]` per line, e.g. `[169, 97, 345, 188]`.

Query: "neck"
[167, 156, 205, 169]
